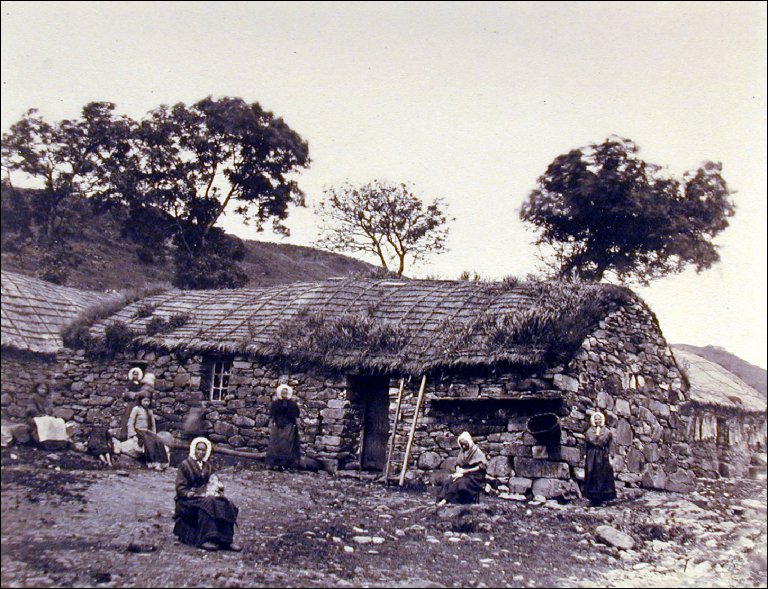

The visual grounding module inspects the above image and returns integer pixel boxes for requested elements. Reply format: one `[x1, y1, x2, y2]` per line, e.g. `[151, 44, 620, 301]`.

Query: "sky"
[1, 1, 766, 368]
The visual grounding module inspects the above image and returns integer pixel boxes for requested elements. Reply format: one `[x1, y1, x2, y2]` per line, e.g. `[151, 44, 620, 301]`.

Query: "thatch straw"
[80, 277, 635, 375]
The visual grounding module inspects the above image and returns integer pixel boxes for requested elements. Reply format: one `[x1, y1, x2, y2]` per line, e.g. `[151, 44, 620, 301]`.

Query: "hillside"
[671, 344, 767, 399]
[0, 188, 376, 291]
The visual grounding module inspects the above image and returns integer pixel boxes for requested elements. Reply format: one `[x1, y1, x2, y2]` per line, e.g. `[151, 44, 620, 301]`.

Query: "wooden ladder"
[382, 376, 427, 486]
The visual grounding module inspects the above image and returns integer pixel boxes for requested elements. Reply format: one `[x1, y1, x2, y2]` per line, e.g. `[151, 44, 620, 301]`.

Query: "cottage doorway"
[348, 375, 390, 471]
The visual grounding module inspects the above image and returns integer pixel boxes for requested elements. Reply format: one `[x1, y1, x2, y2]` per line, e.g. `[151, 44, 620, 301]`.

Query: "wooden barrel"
[526, 413, 561, 444]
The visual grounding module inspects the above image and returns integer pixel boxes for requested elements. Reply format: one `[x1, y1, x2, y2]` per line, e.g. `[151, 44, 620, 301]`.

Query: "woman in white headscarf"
[436, 431, 489, 505]
[583, 412, 616, 505]
[266, 384, 301, 470]
[173, 437, 241, 551]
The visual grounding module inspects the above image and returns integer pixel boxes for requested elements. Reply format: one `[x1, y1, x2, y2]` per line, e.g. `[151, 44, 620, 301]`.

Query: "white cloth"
[32, 416, 69, 443]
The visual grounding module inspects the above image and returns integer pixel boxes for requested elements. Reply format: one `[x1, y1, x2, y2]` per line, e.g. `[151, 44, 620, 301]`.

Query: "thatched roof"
[673, 348, 766, 415]
[1, 270, 112, 354]
[89, 277, 634, 374]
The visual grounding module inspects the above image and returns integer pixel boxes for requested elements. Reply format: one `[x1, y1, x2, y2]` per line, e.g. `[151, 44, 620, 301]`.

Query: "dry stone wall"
[389, 300, 697, 495]
[1, 350, 59, 419]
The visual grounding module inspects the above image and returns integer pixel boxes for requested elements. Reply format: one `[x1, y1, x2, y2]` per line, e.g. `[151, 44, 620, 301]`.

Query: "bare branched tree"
[315, 180, 450, 276]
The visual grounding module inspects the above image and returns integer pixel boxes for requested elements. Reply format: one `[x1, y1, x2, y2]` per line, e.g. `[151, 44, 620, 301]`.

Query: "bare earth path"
[1, 448, 766, 588]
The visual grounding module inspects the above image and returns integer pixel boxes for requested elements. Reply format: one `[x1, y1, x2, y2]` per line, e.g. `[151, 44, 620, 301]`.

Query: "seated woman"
[26, 382, 70, 450]
[436, 432, 489, 506]
[173, 437, 241, 551]
[113, 392, 170, 470]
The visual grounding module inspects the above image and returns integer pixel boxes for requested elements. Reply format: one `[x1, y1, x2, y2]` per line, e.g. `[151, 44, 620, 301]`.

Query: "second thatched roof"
[1, 270, 113, 354]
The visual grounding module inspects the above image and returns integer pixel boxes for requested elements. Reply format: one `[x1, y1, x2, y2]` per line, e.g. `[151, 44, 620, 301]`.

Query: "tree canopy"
[520, 137, 735, 285]
[2, 97, 311, 289]
[315, 180, 450, 276]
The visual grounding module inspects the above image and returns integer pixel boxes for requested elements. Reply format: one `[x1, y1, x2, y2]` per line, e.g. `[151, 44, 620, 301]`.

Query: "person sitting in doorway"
[436, 431, 489, 506]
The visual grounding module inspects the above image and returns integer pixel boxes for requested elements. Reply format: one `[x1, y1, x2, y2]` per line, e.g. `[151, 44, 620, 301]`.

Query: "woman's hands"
[451, 467, 465, 481]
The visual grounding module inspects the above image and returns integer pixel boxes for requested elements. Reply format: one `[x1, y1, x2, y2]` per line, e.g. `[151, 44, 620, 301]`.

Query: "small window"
[208, 359, 232, 402]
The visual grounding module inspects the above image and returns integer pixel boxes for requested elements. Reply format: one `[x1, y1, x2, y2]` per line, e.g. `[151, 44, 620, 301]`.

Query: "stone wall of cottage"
[388, 299, 699, 495]
[1, 350, 59, 419]
[681, 407, 766, 478]
[40, 349, 355, 471]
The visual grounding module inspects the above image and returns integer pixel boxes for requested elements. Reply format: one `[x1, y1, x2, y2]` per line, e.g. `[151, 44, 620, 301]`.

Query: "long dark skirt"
[173, 496, 239, 547]
[437, 471, 486, 504]
[584, 448, 617, 504]
[137, 430, 169, 466]
[266, 424, 300, 468]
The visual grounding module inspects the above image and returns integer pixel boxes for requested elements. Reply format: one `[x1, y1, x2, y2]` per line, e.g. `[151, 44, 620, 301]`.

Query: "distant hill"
[671, 344, 767, 399]
[1, 187, 376, 291]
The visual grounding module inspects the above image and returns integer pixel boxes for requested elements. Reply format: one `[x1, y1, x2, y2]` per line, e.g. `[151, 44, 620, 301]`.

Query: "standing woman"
[173, 437, 241, 551]
[436, 432, 489, 505]
[583, 412, 617, 505]
[266, 384, 301, 470]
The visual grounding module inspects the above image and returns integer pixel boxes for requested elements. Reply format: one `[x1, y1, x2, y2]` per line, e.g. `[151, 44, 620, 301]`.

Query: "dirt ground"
[1, 446, 766, 588]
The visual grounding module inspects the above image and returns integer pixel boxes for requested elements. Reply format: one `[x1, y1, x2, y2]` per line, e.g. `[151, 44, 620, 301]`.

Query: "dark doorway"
[348, 375, 390, 471]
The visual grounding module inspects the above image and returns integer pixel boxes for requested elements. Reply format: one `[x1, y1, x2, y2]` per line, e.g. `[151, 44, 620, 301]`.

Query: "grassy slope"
[671, 344, 767, 399]
[0, 201, 375, 291]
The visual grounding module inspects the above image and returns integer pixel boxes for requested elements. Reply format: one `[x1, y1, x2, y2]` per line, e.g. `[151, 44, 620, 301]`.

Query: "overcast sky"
[2, 1, 766, 368]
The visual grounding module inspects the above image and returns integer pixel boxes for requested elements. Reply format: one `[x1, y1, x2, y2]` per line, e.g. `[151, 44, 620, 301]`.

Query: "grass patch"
[144, 313, 190, 336]
[274, 311, 409, 360]
[61, 286, 166, 357]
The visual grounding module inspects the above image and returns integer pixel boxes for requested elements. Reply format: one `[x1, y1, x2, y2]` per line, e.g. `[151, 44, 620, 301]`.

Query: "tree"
[519, 137, 735, 284]
[1, 103, 133, 243]
[315, 180, 450, 275]
[111, 96, 310, 289]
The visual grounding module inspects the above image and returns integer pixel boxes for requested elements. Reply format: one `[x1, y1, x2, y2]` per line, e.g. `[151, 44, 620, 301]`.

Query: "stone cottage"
[672, 346, 766, 479]
[0, 270, 111, 419]
[47, 276, 705, 495]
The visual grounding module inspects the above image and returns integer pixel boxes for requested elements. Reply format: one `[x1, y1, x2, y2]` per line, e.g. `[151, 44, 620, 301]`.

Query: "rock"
[7, 424, 31, 445]
[507, 476, 533, 494]
[232, 415, 256, 428]
[614, 399, 631, 416]
[558, 446, 581, 465]
[487, 456, 512, 478]
[498, 493, 527, 502]
[640, 464, 667, 490]
[1, 425, 14, 447]
[514, 458, 570, 479]
[615, 419, 633, 446]
[595, 525, 635, 551]
[554, 374, 580, 393]
[531, 478, 579, 499]
[417, 451, 442, 470]
[665, 469, 695, 493]
[625, 448, 644, 473]
[352, 536, 372, 544]
[596, 391, 614, 410]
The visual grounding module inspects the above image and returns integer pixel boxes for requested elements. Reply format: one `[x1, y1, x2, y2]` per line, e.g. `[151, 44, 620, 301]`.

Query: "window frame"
[208, 358, 233, 402]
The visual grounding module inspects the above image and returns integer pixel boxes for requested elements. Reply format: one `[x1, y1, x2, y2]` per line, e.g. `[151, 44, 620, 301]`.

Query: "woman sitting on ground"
[173, 437, 241, 552]
[113, 392, 170, 470]
[436, 431, 489, 506]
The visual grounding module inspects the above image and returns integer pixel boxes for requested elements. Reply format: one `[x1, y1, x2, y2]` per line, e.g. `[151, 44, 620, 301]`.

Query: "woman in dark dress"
[266, 384, 301, 470]
[436, 432, 489, 505]
[583, 412, 617, 505]
[173, 437, 241, 551]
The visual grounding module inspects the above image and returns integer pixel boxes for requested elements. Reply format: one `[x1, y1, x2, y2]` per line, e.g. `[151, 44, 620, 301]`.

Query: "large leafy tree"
[1, 103, 133, 242]
[111, 96, 310, 288]
[520, 137, 735, 284]
[315, 180, 450, 275]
